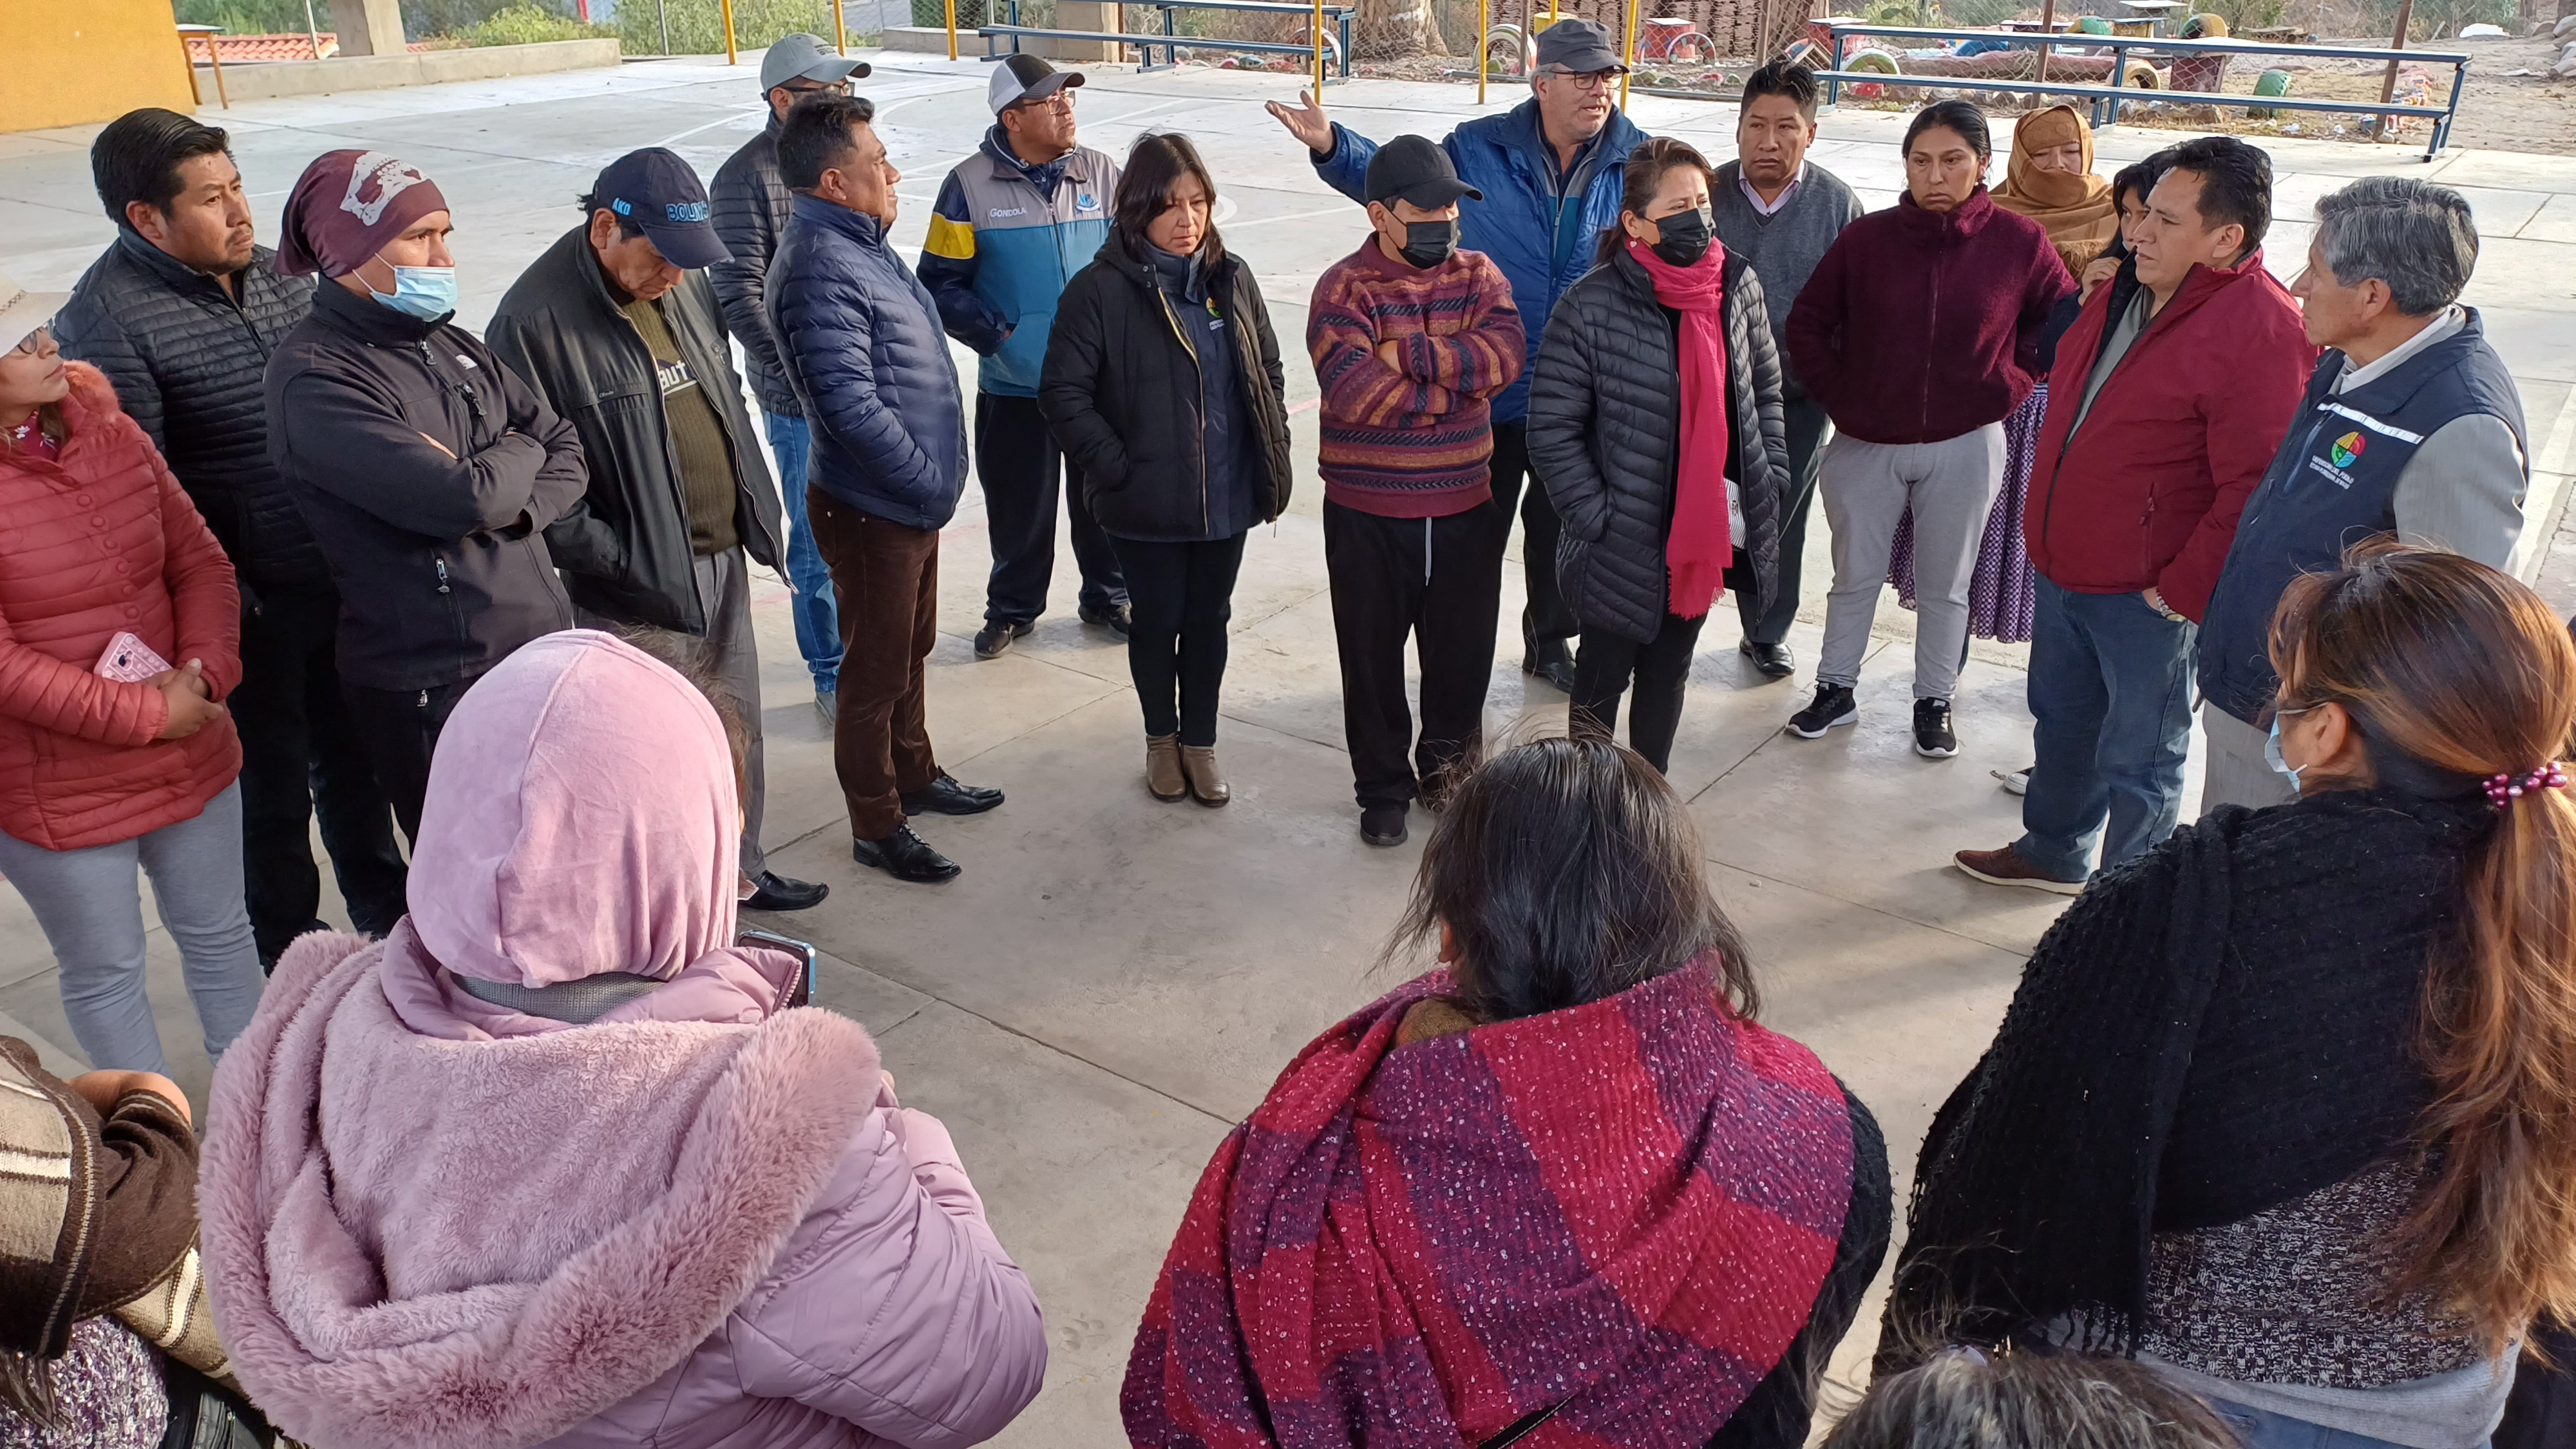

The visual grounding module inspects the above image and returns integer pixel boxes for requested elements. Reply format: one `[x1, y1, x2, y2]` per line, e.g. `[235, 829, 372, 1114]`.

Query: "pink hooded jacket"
[198, 631, 1047, 1449]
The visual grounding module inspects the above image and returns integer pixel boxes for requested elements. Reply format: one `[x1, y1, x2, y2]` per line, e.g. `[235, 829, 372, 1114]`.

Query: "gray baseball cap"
[1533, 17, 1628, 74]
[760, 33, 870, 91]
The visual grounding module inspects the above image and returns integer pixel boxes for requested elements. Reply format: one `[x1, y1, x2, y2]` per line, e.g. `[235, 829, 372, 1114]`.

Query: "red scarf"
[1627, 237, 1732, 620]
[1121, 963, 1855, 1449]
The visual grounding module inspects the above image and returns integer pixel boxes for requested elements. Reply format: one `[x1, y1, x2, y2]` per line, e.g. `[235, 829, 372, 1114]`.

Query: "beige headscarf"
[1993, 106, 2118, 273]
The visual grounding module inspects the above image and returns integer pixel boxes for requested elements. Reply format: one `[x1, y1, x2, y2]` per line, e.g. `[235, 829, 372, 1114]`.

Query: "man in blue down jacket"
[1268, 17, 1649, 693]
[768, 95, 1003, 887]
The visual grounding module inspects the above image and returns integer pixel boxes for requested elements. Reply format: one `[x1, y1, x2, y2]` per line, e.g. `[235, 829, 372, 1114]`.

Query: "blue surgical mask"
[2265, 706, 2315, 791]
[368, 261, 458, 321]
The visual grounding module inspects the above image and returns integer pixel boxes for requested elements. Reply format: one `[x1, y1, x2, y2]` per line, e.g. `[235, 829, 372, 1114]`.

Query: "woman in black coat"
[1041, 133, 1293, 809]
[1528, 137, 1789, 775]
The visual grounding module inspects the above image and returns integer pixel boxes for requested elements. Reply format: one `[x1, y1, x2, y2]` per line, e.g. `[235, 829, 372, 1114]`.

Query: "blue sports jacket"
[920, 131, 1117, 399]
[1312, 98, 1649, 424]
[768, 194, 969, 530]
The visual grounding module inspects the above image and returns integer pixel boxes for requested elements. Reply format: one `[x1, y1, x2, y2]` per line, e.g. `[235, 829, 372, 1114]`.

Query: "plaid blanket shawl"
[1122, 963, 1854, 1449]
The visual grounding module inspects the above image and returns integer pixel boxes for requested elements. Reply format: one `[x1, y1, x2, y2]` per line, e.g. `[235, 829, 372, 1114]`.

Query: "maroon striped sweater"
[1306, 238, 1525, 518]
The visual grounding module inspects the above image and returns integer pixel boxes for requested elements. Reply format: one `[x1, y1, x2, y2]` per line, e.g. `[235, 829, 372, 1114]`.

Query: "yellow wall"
[1, 0, 199, 133]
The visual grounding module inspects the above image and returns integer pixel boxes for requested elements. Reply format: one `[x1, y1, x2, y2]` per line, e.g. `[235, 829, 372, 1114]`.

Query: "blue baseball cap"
[592, 147, 728, 270]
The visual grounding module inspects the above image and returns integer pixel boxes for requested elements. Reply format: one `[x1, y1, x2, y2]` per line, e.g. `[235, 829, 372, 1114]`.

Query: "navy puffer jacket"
[767, 195, 968, 531]
[1529, 247, 1789, 646]
[52, 234, 323, 598]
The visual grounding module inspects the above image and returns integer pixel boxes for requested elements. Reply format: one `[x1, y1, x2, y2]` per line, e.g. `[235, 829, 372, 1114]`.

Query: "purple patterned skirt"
[1887, 383, 2047, 645]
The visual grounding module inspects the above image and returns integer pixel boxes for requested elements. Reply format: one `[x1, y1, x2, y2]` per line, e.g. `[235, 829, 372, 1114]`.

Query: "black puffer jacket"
[265, 281, 588, 692]
[1529, 247, 1789, 647]
[710, 117, 801, 419]
[488, 225, 783, 634]
[1038, 227, 1293, 539]
[52, 234, 322, 596]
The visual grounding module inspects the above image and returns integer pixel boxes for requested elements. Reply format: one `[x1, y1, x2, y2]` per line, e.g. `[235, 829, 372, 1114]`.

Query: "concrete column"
[1047, 0, 1122, 62]
[328, 0, 408, 57]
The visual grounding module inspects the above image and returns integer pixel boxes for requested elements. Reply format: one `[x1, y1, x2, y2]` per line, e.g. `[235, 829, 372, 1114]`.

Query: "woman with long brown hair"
[1891, 538, 2576, 1449]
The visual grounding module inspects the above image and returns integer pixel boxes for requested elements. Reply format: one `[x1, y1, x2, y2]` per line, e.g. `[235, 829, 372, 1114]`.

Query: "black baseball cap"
[1365, 135, 1482, 209]
[1534, 16, 1628, 74]
[592, 147, 728, 270]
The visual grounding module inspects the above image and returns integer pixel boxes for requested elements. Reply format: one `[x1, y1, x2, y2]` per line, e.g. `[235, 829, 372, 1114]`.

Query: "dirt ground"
[1257, 27, 2576, 156]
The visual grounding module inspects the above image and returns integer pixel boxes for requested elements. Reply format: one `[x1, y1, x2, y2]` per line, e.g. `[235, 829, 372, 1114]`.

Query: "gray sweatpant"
[1815, 425, 2007, 702]
[0, 782, 265, 1075]
[579, 547, 768, 876]
[2199, 705, 2297, 814]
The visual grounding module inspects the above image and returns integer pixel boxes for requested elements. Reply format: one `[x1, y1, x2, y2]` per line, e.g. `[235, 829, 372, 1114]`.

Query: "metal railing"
[1816, 23, 2472, 162]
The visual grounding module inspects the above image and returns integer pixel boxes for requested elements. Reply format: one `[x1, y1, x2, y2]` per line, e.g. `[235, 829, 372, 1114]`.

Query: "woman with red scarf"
[1123, 735, 1890, 1449]
[1529, 138, 1790, 777]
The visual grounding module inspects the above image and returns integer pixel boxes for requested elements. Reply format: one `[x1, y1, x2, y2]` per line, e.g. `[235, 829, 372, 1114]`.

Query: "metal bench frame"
[980, 0, 1355, 79]
[1816, 23, 2472, 162]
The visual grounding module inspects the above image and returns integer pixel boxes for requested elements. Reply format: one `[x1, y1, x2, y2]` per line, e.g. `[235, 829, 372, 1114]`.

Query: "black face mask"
[1398, 218, 1460, 269]
[1649, 205, 1715, 267]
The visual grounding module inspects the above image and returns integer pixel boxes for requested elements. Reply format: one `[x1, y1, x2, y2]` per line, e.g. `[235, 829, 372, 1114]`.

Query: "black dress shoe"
[1079, 602, 1133, 639]
[1739, 638, 1796, 678]
[901, 773, 1005, 816]
[1521, 634, 1578, 694]
[744, 870, 829, 912]
[853, 825, 961, 883]
[972, 620, 1032, 659]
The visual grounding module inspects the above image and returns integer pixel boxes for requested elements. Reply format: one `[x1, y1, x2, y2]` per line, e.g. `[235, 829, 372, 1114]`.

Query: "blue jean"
[764, 411, 841, 692]
[2208, 1397, 2486, 1449]
[0, 782, 265, 1075]
[2014, 577, 2196, 881]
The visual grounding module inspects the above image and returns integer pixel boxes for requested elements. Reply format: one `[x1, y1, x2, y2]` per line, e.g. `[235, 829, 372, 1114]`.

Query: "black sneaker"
[1079, 602, 1132, 639]
[1913, 697, 1959, 759]
[853, 825, 961, 883]
[900, 773, 1005, 816]
[1785, 683, 1857, 739]
[1359, 803, 1409, 848]
[744, 870, 829, 911]
[972, 620, 1032, 659]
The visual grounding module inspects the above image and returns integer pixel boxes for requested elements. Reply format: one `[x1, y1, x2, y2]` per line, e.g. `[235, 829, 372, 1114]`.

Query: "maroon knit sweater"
[1307, 238, 1525, 518]
[1785, 189, 2072, 446]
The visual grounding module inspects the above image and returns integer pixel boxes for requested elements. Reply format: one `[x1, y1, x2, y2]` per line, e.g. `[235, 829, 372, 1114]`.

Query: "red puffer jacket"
[0, 362, 242, 851]
[2021, 251, 2316, 622]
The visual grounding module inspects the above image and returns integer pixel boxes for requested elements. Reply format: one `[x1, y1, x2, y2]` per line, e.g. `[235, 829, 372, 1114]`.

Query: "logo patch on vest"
[1076, 191, 1099, 211]
[2329, 431, 2365, 468]
[988, 206, 1028, 218]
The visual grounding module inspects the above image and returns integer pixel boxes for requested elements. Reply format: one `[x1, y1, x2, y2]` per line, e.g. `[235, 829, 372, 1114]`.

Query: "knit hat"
[276, 149, 448, 278]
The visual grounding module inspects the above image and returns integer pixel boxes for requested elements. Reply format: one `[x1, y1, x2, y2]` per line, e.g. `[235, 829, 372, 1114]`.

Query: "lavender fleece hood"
[198, 632, 1047, 1449]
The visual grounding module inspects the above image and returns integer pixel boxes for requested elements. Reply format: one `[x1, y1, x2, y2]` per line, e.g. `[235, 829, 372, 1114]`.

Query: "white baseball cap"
[0, 274, 69, 354]
[987, 53, 1083, 116]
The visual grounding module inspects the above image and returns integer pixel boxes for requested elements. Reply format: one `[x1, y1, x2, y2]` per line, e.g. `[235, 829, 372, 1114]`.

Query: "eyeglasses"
[781, 79, 852, 97]
[1010, 91, 1077, 114]
[10, 326, 52, 356]
[1541, 68, 1620, 91]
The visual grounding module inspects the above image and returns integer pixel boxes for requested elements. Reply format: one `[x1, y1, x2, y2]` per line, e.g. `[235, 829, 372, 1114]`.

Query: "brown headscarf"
[1993, 106, 2118, 274]
[275, 149, 448, 279]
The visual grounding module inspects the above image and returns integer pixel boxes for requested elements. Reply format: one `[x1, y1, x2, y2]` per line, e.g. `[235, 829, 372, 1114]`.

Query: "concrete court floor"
[2, 53, 2574, 1444]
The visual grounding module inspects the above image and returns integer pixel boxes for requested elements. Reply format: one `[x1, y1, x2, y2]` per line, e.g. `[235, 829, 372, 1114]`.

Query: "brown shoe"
[1145, 734, 1186, 802]
[1953, 844, 2085, 895]
[1180, 744, 1229, 808]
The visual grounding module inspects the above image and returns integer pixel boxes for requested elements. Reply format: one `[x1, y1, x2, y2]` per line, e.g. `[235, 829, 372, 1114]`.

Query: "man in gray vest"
[921, 54, 1128, 661]
[2195, 176, 2529, 811]
[1709, 59, 1863, 679]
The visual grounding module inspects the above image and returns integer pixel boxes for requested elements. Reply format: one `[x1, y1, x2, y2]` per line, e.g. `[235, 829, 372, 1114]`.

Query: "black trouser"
[230, 589, 409, 963]
[975, 391, 1124, 625]
[341, 676, 475, 847]
[1733, 395, 1833, 647]
[1573, 609, 1710, 775]
[1490, 419, 1577, 654]
[1324, 498, 1508, 810]
[1110, 532, 1247, 748]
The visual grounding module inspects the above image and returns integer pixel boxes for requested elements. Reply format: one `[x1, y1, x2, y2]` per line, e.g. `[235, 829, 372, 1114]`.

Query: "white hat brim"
[0, 285, 70, 355]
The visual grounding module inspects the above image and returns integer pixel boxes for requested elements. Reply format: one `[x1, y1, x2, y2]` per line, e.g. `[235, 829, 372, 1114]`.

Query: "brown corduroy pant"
[807, 485, 940, 840]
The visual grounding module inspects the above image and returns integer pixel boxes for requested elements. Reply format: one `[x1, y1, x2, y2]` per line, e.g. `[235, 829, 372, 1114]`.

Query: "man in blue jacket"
[922, 55, 1128, 661]
[770, 95, 1003, 886]
[1269, 16, 1647, 692]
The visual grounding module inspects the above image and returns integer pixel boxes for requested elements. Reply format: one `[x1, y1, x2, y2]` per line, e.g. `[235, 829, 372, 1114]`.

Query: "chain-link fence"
[615, 0, 898, 52]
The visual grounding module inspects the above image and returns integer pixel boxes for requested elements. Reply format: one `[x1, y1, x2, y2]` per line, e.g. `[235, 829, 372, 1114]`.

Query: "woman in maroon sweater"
[1783, 101, 2071, 760]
